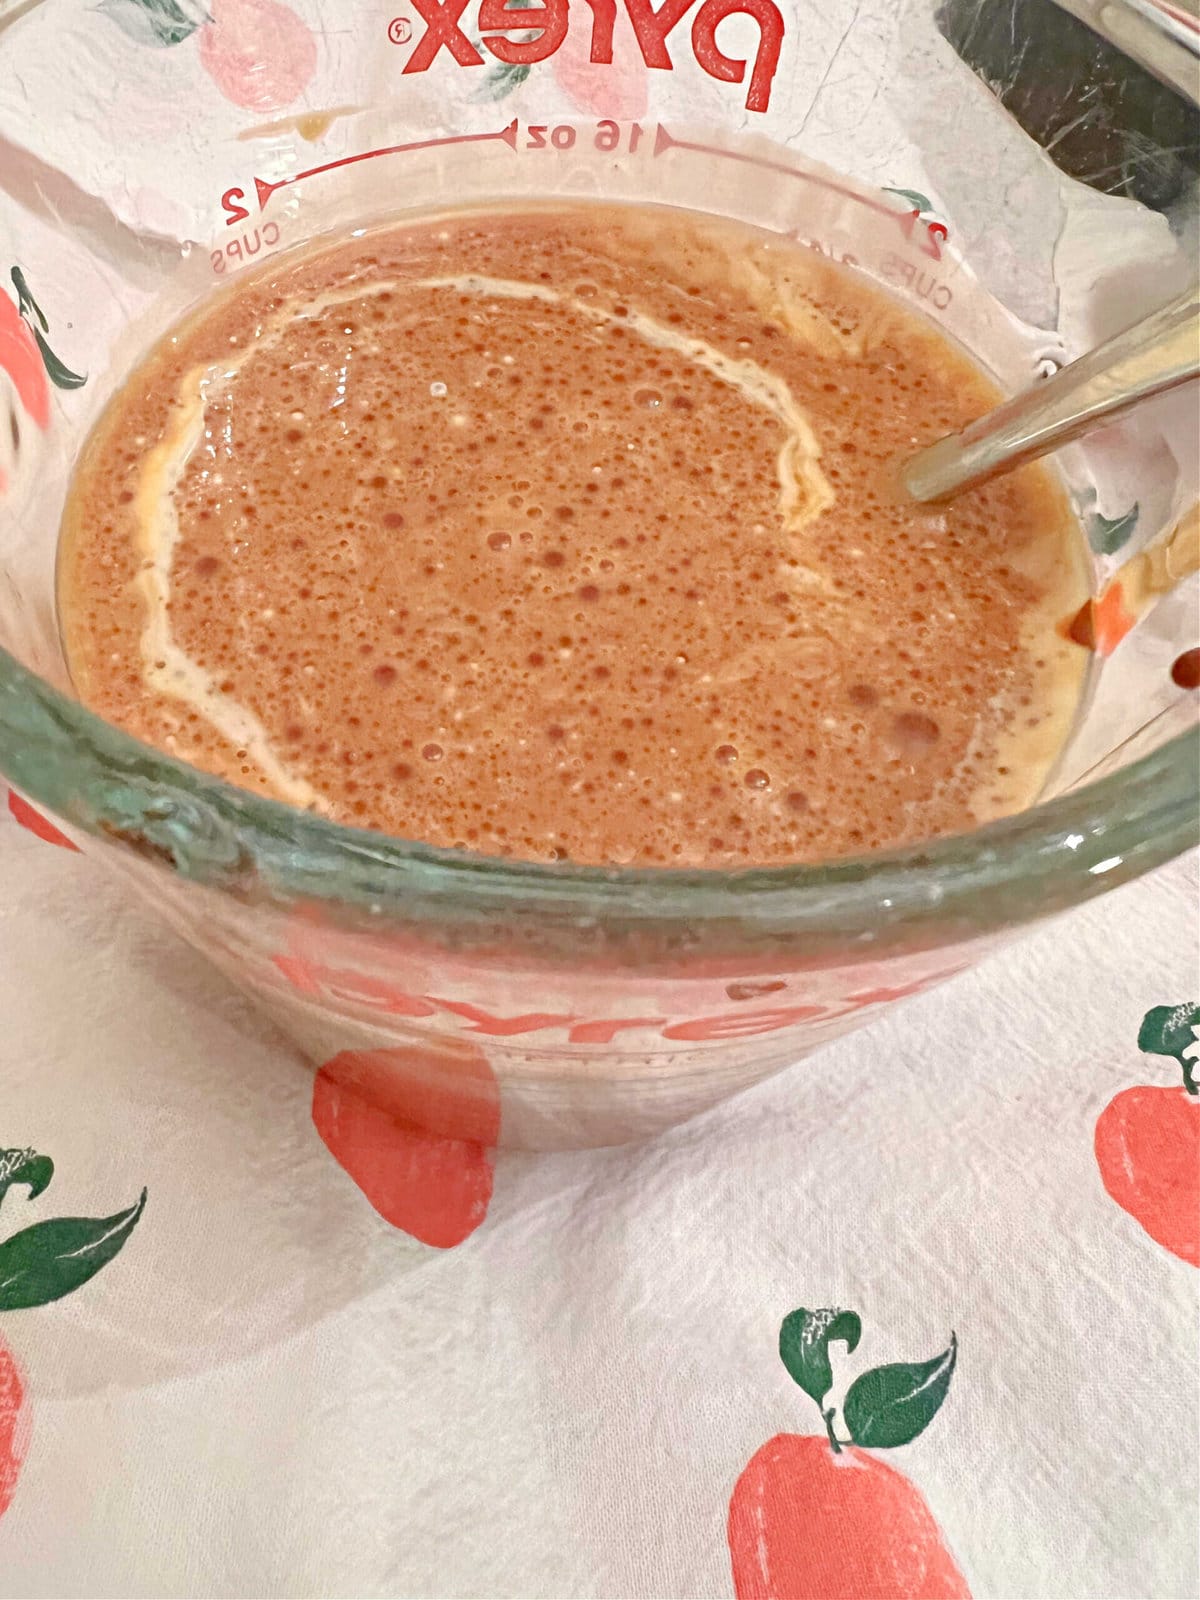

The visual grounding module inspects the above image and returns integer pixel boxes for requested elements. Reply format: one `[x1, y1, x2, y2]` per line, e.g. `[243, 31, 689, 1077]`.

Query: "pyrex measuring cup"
[0, 0, 1197, 1149]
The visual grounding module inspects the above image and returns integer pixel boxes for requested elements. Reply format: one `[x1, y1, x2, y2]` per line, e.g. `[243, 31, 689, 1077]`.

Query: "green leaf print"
[473, 0, 535, 100]
[843, 1332, 957, 1450]
[10, 267, 47, 333]
[773, 1308, 959, 1456]
[0, 1150, 54, 1208]
[0, 1189, 146, 1310]
[10, 266, 87, 390]
[1087, 503, 1139, 556]
[779, 1307, 862, 1407]
[96, 0, 207, 47]
[31, 329, 86, 390]
[883, 187, 934, 214]
[1138, 1002, 1200, 1094]
[475, 60, 532, 100]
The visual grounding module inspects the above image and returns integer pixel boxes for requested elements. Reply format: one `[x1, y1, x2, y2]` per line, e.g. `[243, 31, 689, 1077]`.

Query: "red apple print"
[1066, 581, 1136, 656]
[731, 1437, 970, 1600]
[728, 1309, 969, 1600]
[1094, 1003, 1199, 1267]
[312, 1043, 500, 1249]
[0, 1338, 28, 1519]
[1088, 581, 1137, 654]
[0, 286, 50, 430]
[552, 5, 648, 119]
[6, 789, 79, 851]
[198, 0, 317, 112]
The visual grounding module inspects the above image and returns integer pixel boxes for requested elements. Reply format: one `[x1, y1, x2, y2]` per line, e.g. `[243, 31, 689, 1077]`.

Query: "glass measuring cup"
[0, 0, 1196, 1149]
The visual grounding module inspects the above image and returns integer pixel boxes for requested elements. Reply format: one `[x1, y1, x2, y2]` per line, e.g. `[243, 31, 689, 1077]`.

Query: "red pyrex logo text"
[402, 0, 786, 113]
[272, 953, 958, 1045]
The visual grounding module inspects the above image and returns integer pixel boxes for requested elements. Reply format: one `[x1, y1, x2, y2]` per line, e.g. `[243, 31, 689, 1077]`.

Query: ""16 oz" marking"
[524, 120, 647, 152]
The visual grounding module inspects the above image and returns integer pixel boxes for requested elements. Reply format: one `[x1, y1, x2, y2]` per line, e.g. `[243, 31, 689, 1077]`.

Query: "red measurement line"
[1155, 0, 1199, 33]
[255, 120, 519, 210]
[653, 125, 903, 224]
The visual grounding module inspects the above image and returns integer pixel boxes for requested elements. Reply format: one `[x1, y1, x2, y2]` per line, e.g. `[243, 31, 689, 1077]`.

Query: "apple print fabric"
[311, 1043, 500, 1249]
[1, 0, 1198, 1588]
[0, 1150, 145, 1525]
[728, 1312, 970, 1599]
[1094, 1004, 1199, 1267]
[1, 791, 1197, 1597]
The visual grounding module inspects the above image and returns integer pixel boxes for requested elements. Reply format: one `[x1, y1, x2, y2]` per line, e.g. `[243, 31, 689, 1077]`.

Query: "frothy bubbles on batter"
[59, 203, 1088, 866]
[131, 268, 836, 812]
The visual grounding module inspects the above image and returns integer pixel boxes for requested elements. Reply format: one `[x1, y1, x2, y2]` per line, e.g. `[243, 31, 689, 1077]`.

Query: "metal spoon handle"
[902, 286, 1200, 503]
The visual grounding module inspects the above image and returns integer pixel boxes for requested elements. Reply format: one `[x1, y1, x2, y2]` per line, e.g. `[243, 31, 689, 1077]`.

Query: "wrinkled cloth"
[0, 799, 1196, 1599]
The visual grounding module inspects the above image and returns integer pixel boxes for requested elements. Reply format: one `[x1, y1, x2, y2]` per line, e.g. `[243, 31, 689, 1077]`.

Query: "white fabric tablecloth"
[1, 797, 1196, 1599]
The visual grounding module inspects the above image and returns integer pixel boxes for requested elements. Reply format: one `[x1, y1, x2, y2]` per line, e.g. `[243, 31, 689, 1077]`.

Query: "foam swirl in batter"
[59, 203, 1088, 865]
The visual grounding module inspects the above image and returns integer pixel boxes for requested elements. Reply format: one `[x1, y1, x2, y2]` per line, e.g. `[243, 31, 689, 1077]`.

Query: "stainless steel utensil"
[902, 286, 1199, 503]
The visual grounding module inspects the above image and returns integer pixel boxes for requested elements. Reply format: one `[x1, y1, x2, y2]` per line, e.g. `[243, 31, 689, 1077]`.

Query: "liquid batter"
[59, 203, 1088, 865]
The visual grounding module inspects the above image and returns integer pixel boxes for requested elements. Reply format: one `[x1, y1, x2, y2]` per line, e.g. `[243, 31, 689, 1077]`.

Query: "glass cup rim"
[2, 641, 1196, 946]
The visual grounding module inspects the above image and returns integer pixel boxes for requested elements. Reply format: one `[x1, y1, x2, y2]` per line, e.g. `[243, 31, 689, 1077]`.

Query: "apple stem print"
[1094, 1002, 1200, 1266]
[728, 1307, 970, 1600]
[0, 1148, 146, 1519]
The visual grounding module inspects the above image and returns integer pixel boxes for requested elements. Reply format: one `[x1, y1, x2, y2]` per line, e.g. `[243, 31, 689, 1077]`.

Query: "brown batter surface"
[59, 202, 1087, 865]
